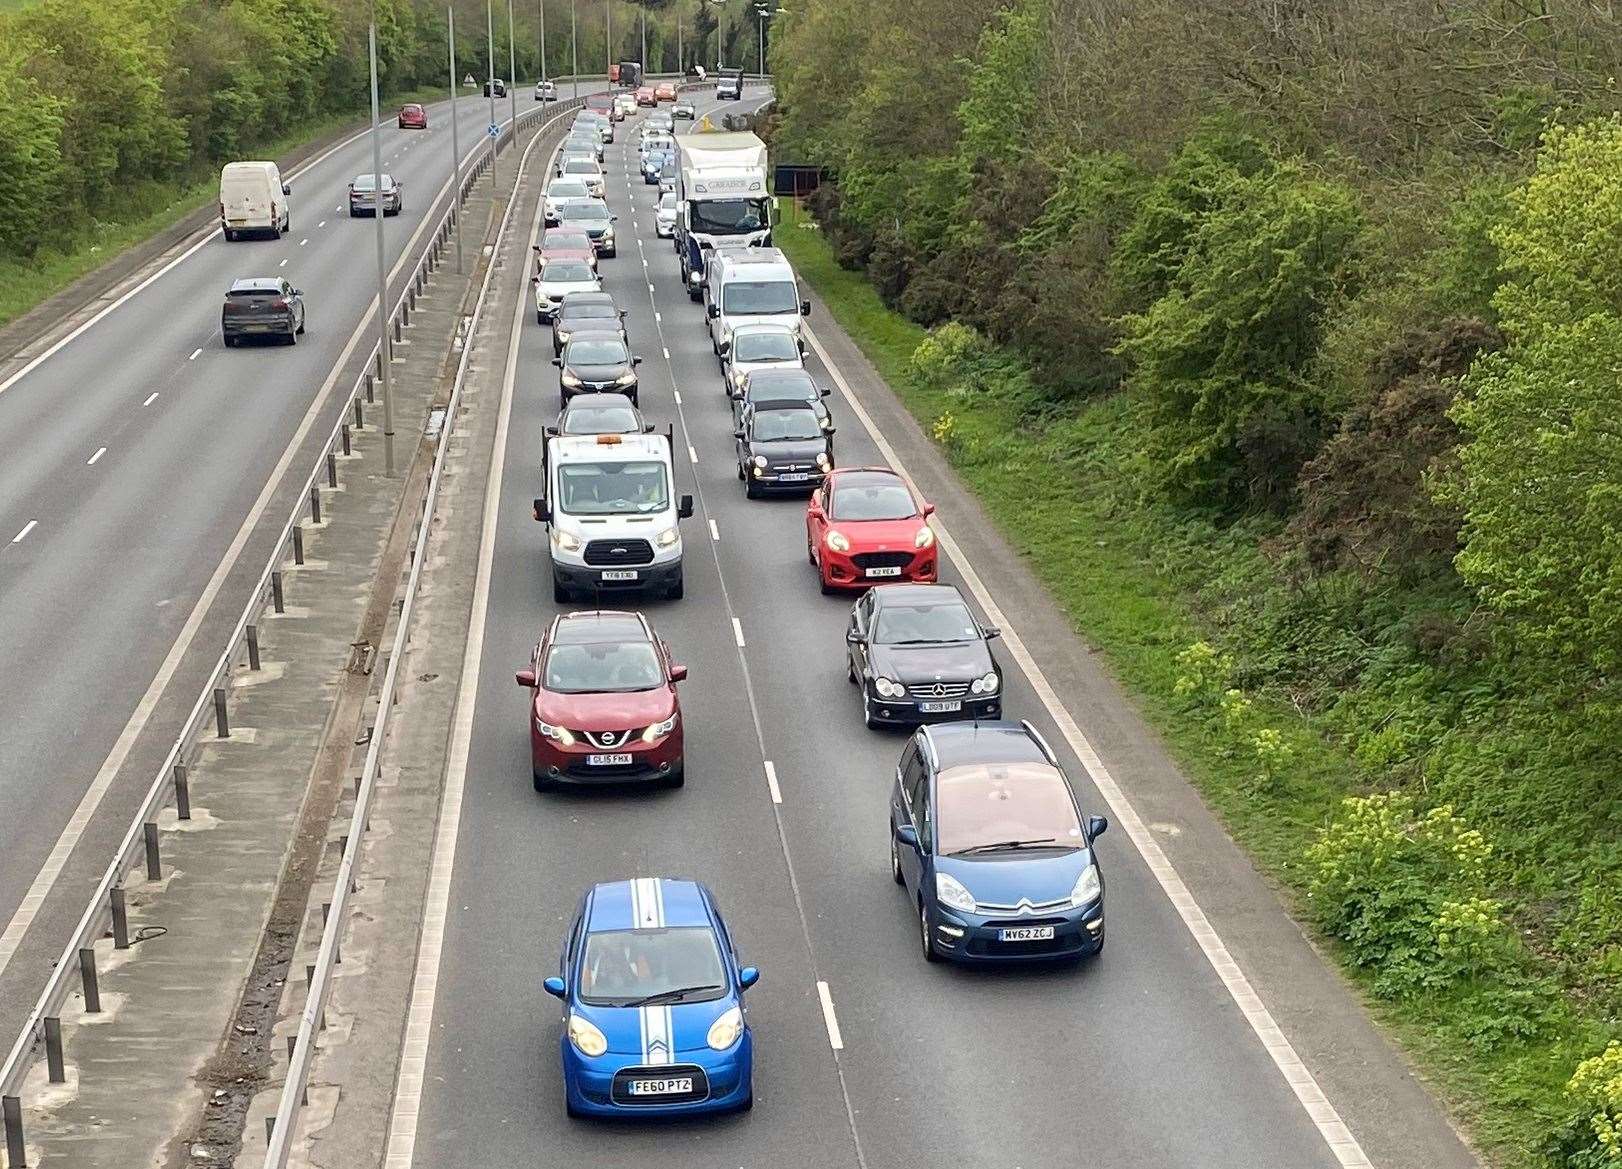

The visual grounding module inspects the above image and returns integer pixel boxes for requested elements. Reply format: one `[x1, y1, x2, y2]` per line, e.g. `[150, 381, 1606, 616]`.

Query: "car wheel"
[890, 831, 903, 884]
[297, 316, 305, 336]
[537, 309, 544, 325]
[744, 480, 759, 499]
[687, 286, 702, 303]
[920, 902, 939, 963]
[819, 574, 836, 597]
[738, 1089, 753, 1113]
[223, 334, 236, 348]
[847, 654, 857, 685]
[736, 462, 746, 482]
[533, 768, 555, 793]
[807, 538, 816, 567]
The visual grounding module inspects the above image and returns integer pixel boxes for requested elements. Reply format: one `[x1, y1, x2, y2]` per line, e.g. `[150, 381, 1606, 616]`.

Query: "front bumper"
[929, 899, 1105, 963]
[863, 688, 1000, 727]
[550, 550, 679, 593]
[561, 1036, 752, 1117]
[820, 547, 937, 590]
[531, 723, 683, 785]
[560, 376, 637, 402]
[748, 466, 827, 493]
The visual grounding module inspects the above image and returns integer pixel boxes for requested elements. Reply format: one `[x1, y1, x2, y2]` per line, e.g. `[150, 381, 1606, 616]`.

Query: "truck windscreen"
[557, 461, 670, 516]
[690, 197, 770, 235]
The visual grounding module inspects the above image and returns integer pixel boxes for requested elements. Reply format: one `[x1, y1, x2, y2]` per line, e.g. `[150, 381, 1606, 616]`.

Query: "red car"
[655, 81, 677, 102]
[536, 231, 597, 272]
[807, 468, 938, 594]
[397, 103, 427, 129]
[516, 611, 687, 791]
[635, 86, 657, 107]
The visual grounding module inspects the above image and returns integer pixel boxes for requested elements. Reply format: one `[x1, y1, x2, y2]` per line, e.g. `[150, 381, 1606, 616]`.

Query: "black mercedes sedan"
[734, 400, 834, 497]
[845, 583, 1002, 729]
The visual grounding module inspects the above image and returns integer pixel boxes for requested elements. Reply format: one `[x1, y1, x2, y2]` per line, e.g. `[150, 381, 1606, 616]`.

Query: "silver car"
[655, 192, 678, 238]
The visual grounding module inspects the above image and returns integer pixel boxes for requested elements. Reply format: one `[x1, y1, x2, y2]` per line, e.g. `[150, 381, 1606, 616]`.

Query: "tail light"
[269, 299, 288, 310]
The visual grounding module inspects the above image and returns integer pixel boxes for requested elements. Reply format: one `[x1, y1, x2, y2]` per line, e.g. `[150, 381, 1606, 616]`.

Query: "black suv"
[846, 583, 1001, 728]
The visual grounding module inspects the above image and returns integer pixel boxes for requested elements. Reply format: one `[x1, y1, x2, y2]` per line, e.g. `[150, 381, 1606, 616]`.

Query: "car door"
[896, 739, 928, 894]
[807, 480, 830, 551]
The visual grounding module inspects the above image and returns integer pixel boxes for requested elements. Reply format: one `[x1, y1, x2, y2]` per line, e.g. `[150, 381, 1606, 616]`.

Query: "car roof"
[585, 878, 714, 933]
[733, 322, 798, 338]
[228, 277, 284, 293]
[871, 582, 966, 608]
[551, 610, 649, 645]
[559, 293, 617, 310]
[925, 720, 1052, 770]
[745, 368, 816, 392]
[564, 332, 627, 352]
[563, 392, 636, 410]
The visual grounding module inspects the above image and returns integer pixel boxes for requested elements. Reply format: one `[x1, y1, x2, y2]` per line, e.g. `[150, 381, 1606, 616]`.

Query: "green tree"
[0, 46, 66, 256]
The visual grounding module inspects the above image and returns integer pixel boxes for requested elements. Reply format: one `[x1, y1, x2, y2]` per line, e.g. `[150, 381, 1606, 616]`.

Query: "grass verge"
[776, 216, 1616, 1168]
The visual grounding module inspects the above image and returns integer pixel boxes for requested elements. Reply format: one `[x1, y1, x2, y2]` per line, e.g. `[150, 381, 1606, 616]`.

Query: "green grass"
[777, 216, 1617, 1168]
[0, 85, 450, 332]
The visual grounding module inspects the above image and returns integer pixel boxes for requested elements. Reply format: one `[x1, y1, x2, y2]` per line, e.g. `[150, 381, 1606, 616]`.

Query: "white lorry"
[675, 131, 773, 300]
[534, 432, 694, 603]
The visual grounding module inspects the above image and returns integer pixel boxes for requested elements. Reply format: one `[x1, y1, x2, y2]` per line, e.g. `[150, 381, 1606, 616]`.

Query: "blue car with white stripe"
[544, 878, 758, 1117]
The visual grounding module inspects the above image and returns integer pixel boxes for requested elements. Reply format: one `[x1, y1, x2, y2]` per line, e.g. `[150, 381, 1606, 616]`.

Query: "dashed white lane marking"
[299, 238, 308, 246]
[687, 444, 699, 465]
[816, 982, 844, 1050]
[279, 259, 288, 268]
[188, 348, 202, 360]
[663, 346, 671, 361]
[763, 760, 782, 804]
[731, 617, 745, 648]
[648, 283, 655, 293]
[141, 391, 159, 407]
[672, 389, 681, 405]
[318, 220, 327, 228]
[806, 321, 1374, 1167]
[708, 518, 719, 542]
[654, 311, 661, 323]
[11, 520, 38, 544]
[87, 447, 106, 466]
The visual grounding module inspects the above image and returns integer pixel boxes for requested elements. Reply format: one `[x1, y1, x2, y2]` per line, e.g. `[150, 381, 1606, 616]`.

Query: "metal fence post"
[144, 822, 161, 881]
[272, 570, 286, 613]
[43, 1017, 64, 1083]
[309, 486, 322, 526]
[354, 397, 366, 428]
[174, 763, 191, 820]
[247, 625, 261, 671]
[214, 687, 230, 739]
[79, 947, 100, 1013]
[292, 527, 305, 566]
[110, 887, 130, 949]
[4, 1095, 24, 1169]
[341, 423, 352, 456]
[327, 452, 339, 490]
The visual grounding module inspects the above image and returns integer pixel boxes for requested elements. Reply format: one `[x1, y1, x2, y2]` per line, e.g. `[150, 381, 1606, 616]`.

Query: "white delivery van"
[705, 248, 810, 357]
[220, 161, 291, 240]
[535, 432, 694, 603]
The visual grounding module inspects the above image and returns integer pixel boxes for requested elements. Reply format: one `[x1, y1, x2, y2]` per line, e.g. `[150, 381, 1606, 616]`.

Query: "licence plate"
[627, 1077, 693, 1096]
[588, 753, 633, 766]
[865, 566, 903, 578]
[918, 700, 961, 714]
[999, 926, 1056, 942]
[778, 472, 811, 483]
[600, 569, 638, 581]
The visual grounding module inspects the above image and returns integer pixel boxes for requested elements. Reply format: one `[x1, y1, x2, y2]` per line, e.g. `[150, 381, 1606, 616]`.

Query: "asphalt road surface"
[411, 87, 1344, 1169]
[0, 83, 606, 1033]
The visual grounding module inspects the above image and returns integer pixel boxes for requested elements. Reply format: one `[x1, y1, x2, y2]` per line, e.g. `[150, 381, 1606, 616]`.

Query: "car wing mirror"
[542, 976, 567, 998]
[292, 289, 302, 297]
[733, 428, 745, 440]
[845, 629, 862, 644]
[707, 304, 720, 319]
[282, 183, 292, 195]
[533, 498, 551, 523]
[1088, 815, 1109, 840]
[894, 823, 920, 850]
[515, 668, 537, 688]
[677, 493, 695, 519]
[632, 355, 643, 366]
[820, 386, 831, 397]
[738, 966, 760, 990]
[922, 502, 936, 516]
[669, 664, 688, 682]
[801, 299, 812, 316]
[982, 625, 1001, 639]
[825, 427, 837, 438]
[544, 425, 559, 436]
[643, 423, 656, 434]
[717, 341, 730, 355]
[551, 357, 562, 367]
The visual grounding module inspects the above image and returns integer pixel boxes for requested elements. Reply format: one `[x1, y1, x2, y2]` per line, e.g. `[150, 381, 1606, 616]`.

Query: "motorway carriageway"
[0, 83, 606, 1035]
[406, 88, 1349, 1168]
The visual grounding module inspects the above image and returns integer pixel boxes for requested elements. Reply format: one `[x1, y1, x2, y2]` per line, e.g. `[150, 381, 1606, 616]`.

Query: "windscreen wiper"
[623, 983, 724, 1007]
[954, 838, 1060, 856]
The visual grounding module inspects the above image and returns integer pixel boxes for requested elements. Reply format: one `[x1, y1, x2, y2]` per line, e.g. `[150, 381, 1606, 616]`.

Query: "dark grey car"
[551, 292, 627, 357]
[553, 334, 641, 405]
[734, 401, 834, 497]
[222, 277, 306, 346]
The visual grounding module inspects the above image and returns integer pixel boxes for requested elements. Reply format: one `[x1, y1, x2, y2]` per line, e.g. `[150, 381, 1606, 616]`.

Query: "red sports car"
[635, 86, 657, 107]
[654, 81, 677, 102]
[516, 611, 687, 790]
[806, 467, 938, 594]
[397, 103, 427, 129]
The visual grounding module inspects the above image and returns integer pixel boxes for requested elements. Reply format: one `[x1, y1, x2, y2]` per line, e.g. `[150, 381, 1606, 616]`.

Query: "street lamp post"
[639, 9, 645, 71]
[540, 0, 548, 85]
[605, 0, 611, 86]
[367, 19, 395, 476]
[448, 5, 463, 274]
[486, 0, 498, 184]
[508, 0, 518, 164]
[571, 0, 579, 100]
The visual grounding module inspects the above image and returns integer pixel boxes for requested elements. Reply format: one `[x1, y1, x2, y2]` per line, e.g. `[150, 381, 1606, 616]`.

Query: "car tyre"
[744, 479, 759, 499]
[223, 228, 237, 242]
[920, 902, 940, 963]
[890, 831, 904, 884]
[819, 574, 836, 597]
[223, 334, 236, 348]
[738, 1089, 753, 1113]
[297, 316, 305, 336]
[847, 655, 857, 685]
[537, 308, 545, 325]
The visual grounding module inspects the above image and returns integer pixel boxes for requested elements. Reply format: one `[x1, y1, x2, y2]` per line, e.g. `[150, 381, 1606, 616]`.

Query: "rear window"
[227, 286, 281, 298]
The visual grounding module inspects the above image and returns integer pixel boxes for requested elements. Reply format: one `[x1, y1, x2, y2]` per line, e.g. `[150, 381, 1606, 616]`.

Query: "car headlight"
[556, 329, 572, 343]
[706, 1006, 743, 1051]
[1070, 864, 1102, 909]
[641, 712, 677, 743]
[561, 370, 582, 388]
[751, 454, 768, 469]
[873, 676, 903, 699]
[536, 718, 576, 746]
[915, 525, 936, 549]
[552, 528, 582, 553]
[602, 227, 614, 241]
[935, 872, 977, 914]
[969, 671, 999, 695]
[825, 530, 850, 553]
[654, 526, 679, 549]
[615, 370, 637, 387]
[567, 1013, 608, 1057]
[815, 451, 831, 470]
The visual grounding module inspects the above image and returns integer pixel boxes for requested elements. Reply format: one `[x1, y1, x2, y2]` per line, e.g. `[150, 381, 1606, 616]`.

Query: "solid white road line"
[188, 348, 202, 361]
[11, 521, 37, 544]
[708, 518, 719, 542]
[141, 392, 159, 407]
[763, 760, 782, 804]
[87, 447, 106, 466]
[804, 322, 1373, 1169]
[816, 981, 844, 1050]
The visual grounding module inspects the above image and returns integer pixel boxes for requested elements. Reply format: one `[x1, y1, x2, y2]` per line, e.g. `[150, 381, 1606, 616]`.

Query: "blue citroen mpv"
[545, 878, 758, 1117]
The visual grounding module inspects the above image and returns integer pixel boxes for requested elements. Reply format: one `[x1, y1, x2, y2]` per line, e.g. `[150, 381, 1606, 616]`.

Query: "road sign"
[488, 123, 500, 138]
[464, 73, 476, 86]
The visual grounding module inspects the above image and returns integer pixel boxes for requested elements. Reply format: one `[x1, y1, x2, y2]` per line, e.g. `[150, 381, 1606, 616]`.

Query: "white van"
[705, 248, 810, 357]
[535, 432, 694, 602]
[220, 161, 291, 241]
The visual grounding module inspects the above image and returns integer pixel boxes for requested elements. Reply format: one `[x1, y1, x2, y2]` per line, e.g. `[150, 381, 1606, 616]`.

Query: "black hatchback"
[846, 583, 1002, 728]
[734, 399, 834, 497]
[552, 292, 627, 357]
[553, 333, 641, 405]
[222, 277, 306, 346]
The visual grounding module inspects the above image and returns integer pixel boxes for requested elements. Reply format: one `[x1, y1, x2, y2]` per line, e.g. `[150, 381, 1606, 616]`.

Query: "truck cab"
[535, 433, 693, 603]
[675, 131, 774, 299]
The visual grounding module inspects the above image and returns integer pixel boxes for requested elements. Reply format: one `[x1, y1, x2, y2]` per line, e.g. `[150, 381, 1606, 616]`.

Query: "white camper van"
[219, 161, 291, 241]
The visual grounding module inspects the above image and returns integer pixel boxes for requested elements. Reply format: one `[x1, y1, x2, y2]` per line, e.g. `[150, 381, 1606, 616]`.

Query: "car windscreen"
[873, 601, 979, 645]
[543, 640, 662, 693]
[560, 204, 609, 224]
[562, 404, 639, 434]
[577, 927, 727, 1006]
[690, 197, 769, 235]
[549, 180, 591, 199]
[724, 279, 798, 314]
[746, 372, 815, 402]
[556, 460, 669, 516]
[829, 480, 917, 522]
[734, 331, 799, 363]
[563, 159, 599, 175]
[543, 261, 594, 283]
[546, 231, 593, 250]
[751, 409, 822, 442]
[567, 338, 628, 365]
[936, 764, 1084, 856]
